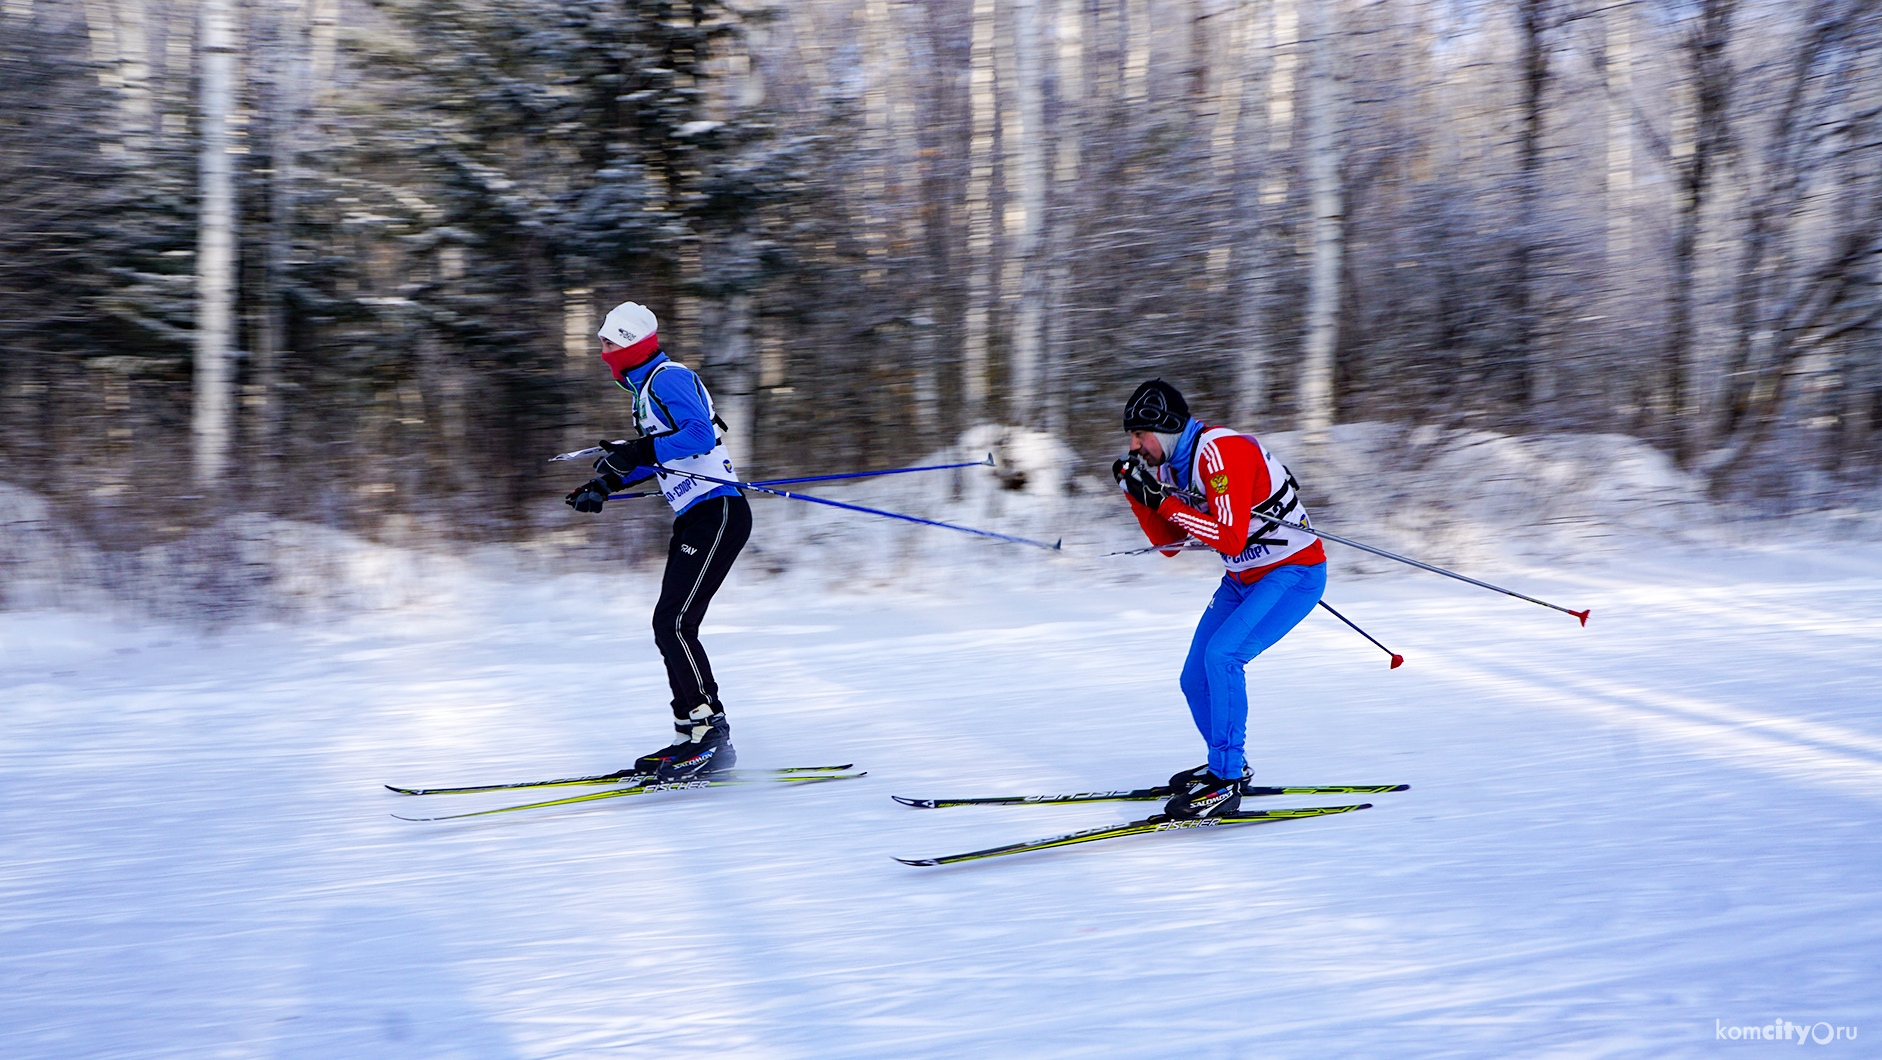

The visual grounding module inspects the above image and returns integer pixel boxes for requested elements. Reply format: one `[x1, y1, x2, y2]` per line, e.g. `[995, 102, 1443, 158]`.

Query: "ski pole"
[1102, 539, 1212, 557]
[1265, 516, 1589, 625]
[609, 456, 995, 499]
[1318, 600, 1404, 668]
[1103, 488, 1587, 624]
[648, 466, 1062, 551]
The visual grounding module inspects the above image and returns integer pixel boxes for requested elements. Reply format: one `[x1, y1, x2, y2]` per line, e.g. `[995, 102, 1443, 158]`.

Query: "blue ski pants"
[1178, 562, 1327, 779]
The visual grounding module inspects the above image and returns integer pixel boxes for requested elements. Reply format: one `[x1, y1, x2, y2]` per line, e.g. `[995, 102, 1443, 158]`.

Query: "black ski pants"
[652, 493, 752, 717]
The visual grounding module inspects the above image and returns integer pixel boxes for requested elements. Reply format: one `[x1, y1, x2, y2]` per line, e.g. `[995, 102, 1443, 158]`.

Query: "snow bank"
[0, 485, 478, 625]
[2, 423, 1865, 624]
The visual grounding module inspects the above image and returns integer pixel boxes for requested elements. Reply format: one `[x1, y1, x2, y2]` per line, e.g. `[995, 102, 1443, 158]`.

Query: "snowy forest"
[8, 4, 1882, 1057]
[4, 0, 1880, 558]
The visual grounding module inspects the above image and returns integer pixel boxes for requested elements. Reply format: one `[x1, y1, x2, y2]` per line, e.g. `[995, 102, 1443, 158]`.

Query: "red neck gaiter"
[600, 333, 661, 381]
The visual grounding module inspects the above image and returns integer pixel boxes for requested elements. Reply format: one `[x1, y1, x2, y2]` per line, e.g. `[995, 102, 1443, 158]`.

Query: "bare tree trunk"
[1236, 0, 1298, 427]
[862, 0, 895, 285]
[253, 0, 311, 479]
[1664, 0, 1736, 465]
[902, 2, 942, 446]
[1510, 0, 1550, 413]
[1602, 0, 1637, 427]
[1704, 0, 1882, 485]
[1296, 0, 1341, 438]
[1204, 0, 1248, 296]
[193, 0, 238, 490]
[1007, 0, 1047, 423]
[310, 0, 338, 108]
[1041, 0, 1085, 440]
[700, 279, 756, 470]
[963, 0, 998, 423]
[81, 0, 154, 160]
[1124, 0, 1150, 113]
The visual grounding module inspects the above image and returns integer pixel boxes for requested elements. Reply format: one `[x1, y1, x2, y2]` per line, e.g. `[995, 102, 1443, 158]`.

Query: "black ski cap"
[1123, 379, 1189, 432]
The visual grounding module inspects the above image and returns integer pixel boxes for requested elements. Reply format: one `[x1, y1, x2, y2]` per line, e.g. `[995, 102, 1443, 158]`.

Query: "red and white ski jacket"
[1125, 425, 1326, 583]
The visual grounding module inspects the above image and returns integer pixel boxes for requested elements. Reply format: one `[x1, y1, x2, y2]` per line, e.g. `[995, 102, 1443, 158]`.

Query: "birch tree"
[1706, 0, 1882, 484]
[1296, 0, 1342, 437]
[194, 0, 238, 488]
[1661, 0, 1737, 465]
[1041, 0, 1086, 437]
[1509, 0, 1551, 411]
[1006, 0, 1048, 423]
[1236, 0, 1299, 426]
[962, 0, 998, 421]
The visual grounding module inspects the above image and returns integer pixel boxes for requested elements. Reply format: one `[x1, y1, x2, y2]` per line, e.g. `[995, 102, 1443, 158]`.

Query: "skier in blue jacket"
[564, 301, 751, 779]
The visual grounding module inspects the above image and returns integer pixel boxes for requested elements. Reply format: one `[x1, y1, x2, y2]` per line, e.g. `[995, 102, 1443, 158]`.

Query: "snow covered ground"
[4, 439, 1881, 1058]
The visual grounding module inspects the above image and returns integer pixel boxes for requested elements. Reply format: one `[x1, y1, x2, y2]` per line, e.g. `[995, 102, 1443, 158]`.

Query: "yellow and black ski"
[387, 764, 855, 797]
[392, 770, 865, 821]
[895, 804, 1373, 866]
[892, 783, 1406, 809]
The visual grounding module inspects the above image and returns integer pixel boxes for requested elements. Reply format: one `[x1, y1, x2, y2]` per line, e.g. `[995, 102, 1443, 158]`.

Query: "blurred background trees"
[3, 0, 1879, 551]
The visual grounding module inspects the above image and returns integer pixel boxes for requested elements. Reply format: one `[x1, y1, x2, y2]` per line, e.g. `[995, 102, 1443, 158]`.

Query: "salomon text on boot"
[632, 704, 736, 780]
[1161, 770, 1243, 819]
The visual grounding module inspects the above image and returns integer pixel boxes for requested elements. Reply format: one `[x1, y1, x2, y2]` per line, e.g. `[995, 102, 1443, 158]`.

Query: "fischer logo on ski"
[895, 803, 1375, 867]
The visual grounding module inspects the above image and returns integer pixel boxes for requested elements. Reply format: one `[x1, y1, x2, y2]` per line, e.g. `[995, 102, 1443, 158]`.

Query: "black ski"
[387, 763, 855, 796]
[896, 803, 1373, 866]
[892, 783, 1407, 809]
[393, 770, 866, 822]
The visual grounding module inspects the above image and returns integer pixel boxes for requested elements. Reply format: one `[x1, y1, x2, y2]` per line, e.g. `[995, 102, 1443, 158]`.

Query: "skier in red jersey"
[1112, 379, 1328, 819]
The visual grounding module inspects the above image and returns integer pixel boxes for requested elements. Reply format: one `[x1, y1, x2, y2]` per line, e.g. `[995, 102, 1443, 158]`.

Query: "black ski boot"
[633, 704, 736, 780]
[1161, 770, 1244, 819]
[1168, 762, 1253, 795]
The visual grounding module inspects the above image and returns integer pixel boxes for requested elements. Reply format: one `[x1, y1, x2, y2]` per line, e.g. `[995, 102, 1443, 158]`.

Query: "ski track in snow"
[2, 539, 1880, 1058]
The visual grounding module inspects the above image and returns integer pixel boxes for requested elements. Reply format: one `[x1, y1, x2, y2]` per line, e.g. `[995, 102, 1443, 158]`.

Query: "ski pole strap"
[651, 466, 1062, 551]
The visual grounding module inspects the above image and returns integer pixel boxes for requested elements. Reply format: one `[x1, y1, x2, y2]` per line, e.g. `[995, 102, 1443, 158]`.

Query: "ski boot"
[1161, 770, 1243, 820]
[1168, 762, 1254, 796]
[632, 704, 737, 780]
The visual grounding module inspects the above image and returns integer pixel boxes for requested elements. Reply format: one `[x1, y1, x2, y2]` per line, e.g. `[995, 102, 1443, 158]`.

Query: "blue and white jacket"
[613, 352, 740, 515]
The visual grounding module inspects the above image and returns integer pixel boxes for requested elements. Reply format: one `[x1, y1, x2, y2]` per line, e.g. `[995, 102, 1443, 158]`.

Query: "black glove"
[597, 435, 658, 478]
[565, 478, 613, 514]
[1115, 456, 1170, 510]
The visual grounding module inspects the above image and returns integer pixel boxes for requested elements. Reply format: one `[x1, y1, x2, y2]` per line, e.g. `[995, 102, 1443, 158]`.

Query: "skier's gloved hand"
[565, 478, 614, 514]
[597, 436, 657, 478]
[1117, 457, 1170, 510]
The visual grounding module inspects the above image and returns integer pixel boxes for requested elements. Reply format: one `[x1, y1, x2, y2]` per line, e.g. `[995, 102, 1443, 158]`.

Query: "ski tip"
[895, 857, 941, 867]
[892, 795, 938, 808]
[1572, 608, 1591, 627]
[1388, 654, 1404, 669]
[385, 785, 419, 795]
